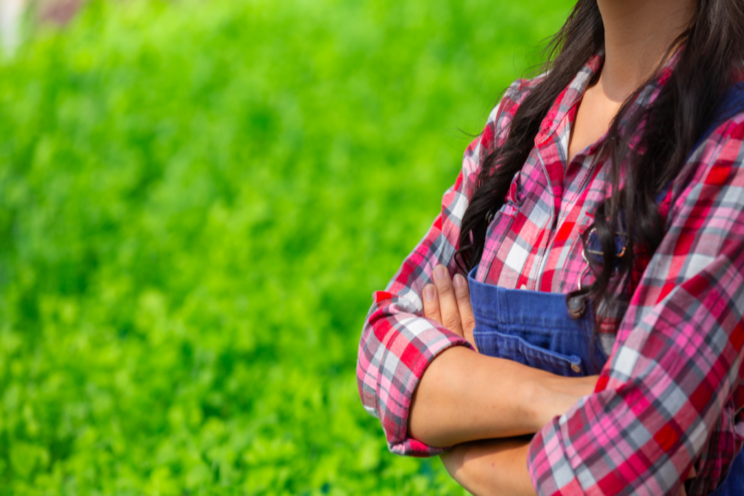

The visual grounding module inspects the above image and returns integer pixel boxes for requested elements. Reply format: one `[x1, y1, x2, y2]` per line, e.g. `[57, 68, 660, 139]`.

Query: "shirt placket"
[530, 131, 567, 289]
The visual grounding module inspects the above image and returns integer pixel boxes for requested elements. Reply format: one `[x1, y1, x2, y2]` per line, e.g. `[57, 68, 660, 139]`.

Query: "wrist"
[520, 371, 555, 432]
[443, 439, 537, 496]
[523, 373, 598, 431]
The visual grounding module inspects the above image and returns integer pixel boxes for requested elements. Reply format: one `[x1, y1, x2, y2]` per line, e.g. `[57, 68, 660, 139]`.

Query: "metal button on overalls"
[467, 265, 608, 377]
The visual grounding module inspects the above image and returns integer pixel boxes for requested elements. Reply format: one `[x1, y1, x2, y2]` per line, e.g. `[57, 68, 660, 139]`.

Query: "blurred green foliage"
[0, 0, 573, 493]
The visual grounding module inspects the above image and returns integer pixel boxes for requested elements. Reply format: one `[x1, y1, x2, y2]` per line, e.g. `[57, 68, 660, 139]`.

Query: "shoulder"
[688, 107, 744, 176]
[669, 109, 744, 218]
[493, 74, 546, 125]
[674, 83, 744, 183]
[486, 73, 546, 146]
[698, 83, 744, 158]
[465, 73, 546, 170]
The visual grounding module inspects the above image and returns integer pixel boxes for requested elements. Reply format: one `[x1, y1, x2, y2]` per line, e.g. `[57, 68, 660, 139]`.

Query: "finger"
[453, 273, 476, 347]
[433, 265, 463, 336]
[422, 284, 442, 325]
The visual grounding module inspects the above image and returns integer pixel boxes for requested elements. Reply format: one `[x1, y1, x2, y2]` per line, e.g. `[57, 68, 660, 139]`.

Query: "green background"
[0, 0, 573, 493]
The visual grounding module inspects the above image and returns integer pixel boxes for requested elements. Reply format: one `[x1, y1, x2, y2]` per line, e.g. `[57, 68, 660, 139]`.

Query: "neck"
[596, 0, 696, 101]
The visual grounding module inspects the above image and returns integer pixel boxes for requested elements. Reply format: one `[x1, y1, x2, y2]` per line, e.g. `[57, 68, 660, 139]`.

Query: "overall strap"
[584, 83, 744, 266]
[654, 82, 744, 203]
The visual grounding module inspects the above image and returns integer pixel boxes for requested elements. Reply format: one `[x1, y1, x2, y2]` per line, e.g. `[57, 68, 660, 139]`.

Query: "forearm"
[442, 438, 536, 496]
[443, 438, 685, 496]
[408, 346, 597, 447]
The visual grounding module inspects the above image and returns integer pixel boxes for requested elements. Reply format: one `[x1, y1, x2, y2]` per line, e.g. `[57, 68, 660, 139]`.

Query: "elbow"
[356, 348, 380, 419]
[357, 304, 390, 421]
[356, 298, 400, 417]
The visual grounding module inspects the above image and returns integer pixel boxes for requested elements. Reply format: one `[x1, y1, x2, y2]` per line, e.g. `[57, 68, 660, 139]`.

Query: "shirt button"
[571, 363, 581, 373]
[519, 284, 528, 290]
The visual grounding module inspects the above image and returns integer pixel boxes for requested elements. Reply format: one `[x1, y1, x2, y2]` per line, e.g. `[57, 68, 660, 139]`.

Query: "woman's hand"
[423, 264, 477, 349]
[422, 265, 598, 428]
[408, 264, 598, 446]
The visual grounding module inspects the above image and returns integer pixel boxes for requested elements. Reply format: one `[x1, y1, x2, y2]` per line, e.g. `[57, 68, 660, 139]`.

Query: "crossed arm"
[410, 265, 593, 495]
[417, 265, 691, 496]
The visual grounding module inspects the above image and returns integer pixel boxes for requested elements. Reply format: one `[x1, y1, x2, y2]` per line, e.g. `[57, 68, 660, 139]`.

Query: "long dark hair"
[457, 0, 744, 328]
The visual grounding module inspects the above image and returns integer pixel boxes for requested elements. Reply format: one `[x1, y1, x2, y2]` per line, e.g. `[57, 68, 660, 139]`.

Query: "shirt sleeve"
[528, 119, 744, 495]
[355, 79, 533, 456]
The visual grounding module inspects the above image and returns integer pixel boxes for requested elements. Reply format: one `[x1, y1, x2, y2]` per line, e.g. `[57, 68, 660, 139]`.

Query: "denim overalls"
[468, 265, 608, 376]
[467, 83, 744, 494]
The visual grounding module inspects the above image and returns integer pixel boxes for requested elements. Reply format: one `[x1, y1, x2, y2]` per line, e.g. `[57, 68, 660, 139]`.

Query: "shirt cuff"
[378, 318, 474, 457]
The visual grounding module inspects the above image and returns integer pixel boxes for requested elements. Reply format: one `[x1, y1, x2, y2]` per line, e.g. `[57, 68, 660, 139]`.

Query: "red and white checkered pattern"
[357, 53, 744, 495]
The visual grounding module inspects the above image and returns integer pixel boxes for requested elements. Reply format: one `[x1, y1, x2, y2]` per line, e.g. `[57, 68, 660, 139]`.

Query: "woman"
[357, 0, 744, 494]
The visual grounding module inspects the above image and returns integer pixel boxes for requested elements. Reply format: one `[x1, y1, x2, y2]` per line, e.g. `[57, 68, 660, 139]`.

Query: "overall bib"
[465, 83, 744, 495]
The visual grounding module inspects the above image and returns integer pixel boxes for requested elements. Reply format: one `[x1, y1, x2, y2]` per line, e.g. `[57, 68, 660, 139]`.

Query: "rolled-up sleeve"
[356, 142, 481, 456]
[528, 120, 744, 495]
[355, 80, 533, 455]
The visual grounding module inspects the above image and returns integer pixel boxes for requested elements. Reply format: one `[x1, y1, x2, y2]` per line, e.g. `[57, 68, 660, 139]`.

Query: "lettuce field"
[0, 0, 573, 493]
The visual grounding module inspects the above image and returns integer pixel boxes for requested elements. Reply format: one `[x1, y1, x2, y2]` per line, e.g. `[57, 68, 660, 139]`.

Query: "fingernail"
[453, 274, 465, 288]
[424, 285, 436, 302]
[433, 265, 447, 281]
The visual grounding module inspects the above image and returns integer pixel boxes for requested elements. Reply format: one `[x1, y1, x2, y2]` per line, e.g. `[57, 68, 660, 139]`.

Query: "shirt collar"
[535, 52, 603, 146]
[534, 48, 681, 150]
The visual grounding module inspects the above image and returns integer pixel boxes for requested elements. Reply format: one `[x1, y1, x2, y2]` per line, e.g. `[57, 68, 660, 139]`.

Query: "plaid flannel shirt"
[357, 53, 744, 495]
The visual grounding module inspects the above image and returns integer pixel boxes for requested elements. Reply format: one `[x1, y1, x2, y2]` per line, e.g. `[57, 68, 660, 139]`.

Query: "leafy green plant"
[0, 0, 572, 493]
